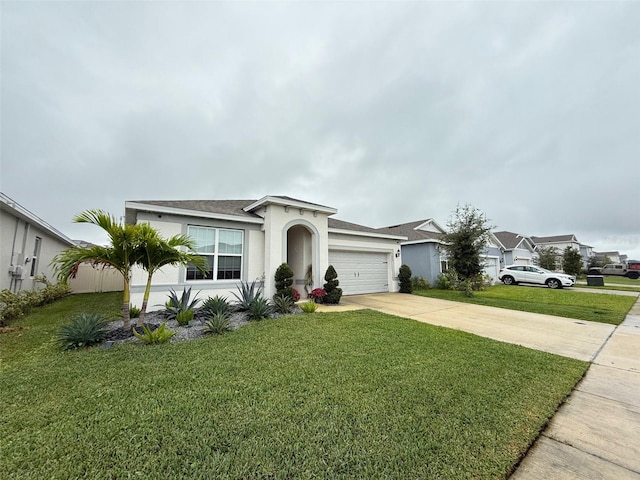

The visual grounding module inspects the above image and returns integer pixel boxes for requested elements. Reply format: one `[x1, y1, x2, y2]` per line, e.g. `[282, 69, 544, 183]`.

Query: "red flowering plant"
[309, 288, 326, 303]
[292, 288, 301, 302]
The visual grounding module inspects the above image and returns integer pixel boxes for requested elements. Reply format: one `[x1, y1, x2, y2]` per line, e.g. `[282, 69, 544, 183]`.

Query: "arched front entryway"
[286, 224, 316, 296]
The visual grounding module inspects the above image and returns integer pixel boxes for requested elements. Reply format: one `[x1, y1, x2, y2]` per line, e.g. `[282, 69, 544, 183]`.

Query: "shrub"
[274, 263, 294, 299]
[202, 295, 230, 317]
[399, 264, 412, 293]
[411, 276, 430, 290]
[323, 265, 342, 304]
[435, 272, 458, 290]
[272, 294, 294, 315]
[165, 287, 200, 320]
[129, 305, 141, 318]
[299, 301, 318, 313]
[175, 309, 194, 326]
[232, 280, 263, 311]
[204, 313, 232, 335]
[248, 297, 272, 321]
[309, 288, 326, 303]
[57, 312, 108, 350]
[0, 282, 71, 326]
[133, 323, 176, 344]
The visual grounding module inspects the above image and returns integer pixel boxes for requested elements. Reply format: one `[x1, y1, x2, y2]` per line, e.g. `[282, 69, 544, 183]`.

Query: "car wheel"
[502, 276, 516, 286]
[546, 278, 561, 289]
[628, 272, 639, 280]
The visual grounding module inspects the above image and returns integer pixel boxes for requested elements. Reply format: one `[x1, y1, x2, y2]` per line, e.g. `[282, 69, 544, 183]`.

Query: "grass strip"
[414, 285, 635, 325]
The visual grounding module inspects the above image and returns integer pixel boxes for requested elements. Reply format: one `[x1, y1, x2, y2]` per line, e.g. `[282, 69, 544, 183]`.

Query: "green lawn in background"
[414, 285, 636, 325]
[576, 275, 640, 292]
[0, 294, 587, 479]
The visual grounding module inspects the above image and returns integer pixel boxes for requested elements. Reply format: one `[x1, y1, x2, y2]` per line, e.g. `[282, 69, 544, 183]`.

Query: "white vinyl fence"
[67, 263, 123, 294]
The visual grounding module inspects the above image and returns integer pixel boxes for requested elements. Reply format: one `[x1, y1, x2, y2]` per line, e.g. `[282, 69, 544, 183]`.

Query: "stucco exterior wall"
[1, 208, 73, 291]
[128, 211, 264, 311]
[400, 243, 442, 285]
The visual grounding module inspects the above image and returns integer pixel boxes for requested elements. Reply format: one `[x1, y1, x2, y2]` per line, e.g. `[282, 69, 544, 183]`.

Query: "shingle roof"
[531, 234, 577, 244]
[129, 199, 260, 218]
[378, 220, 443, 242]
[328, 218, 400, 236]
[494, 231, 532, 250]
[129, 199, 397, 237]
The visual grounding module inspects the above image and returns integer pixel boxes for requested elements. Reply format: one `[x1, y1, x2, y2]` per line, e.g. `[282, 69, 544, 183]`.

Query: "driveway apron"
[334, 292, 640, 479]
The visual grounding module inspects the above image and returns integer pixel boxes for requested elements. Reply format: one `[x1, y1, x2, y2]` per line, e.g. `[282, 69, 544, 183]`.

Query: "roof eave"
[244, 196, 337, 215]
[329, 228, 406, 241]
[125, 201, 264, 225]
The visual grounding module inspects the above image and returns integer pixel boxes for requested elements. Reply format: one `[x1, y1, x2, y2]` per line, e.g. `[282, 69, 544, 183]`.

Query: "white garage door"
[482, 257, 499, 284]
[328, 250, 389, 295]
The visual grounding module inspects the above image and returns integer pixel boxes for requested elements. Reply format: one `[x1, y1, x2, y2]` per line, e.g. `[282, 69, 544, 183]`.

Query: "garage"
[328, 250, 389, 295]
[482, 257, 499, 284]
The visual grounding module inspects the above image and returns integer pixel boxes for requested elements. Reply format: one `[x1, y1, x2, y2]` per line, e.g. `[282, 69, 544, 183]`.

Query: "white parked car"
[498, 265, 575, 289]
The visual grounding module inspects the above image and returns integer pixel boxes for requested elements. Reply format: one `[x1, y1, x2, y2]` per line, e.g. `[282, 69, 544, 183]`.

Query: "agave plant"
[204, 313, 232, 335]
[201, 295, 231, 317]
[271, 294, 294, 315]
[165, 287, 200, 320]
[247, 297, 272, 321]
[57, 312, 109, 350]
[231, 280, 263, 311]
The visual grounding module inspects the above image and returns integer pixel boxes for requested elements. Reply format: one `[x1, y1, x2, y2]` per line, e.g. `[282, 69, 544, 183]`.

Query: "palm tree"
[135, 223, 208, 326]
[52, 210, 141, 330]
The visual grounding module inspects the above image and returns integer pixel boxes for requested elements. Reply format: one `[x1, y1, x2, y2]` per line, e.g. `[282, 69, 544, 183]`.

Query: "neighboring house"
[125, 196, 406, 310]
[379, 219, 502, 285]
[493, 231, 536, 266]
[531, 234, 585, 270]
[380, 219, 445, 286]
[580, 243, 595, 269]
[0, 192, 75, 292]
[530, 234, 582, 255]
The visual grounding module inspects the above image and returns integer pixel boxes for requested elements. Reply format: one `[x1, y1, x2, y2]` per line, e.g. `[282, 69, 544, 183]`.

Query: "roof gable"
[493, 231, 535, 251]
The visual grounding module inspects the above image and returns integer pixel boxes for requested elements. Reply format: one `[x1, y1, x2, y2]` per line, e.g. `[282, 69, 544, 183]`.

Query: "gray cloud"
[2, 2, 639, 258]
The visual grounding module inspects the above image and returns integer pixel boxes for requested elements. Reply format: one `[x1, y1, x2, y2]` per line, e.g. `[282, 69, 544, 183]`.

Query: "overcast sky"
[2, 1, 639, 259]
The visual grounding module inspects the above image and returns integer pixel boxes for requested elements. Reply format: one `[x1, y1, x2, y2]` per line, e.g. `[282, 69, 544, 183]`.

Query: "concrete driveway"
[333, 292, 615, 362]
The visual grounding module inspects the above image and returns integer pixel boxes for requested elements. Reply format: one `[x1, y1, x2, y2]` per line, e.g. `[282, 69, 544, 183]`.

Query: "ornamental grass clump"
[175, 309, 194, 326]
[57, 312, 108, 350]
[299, 301, 318, 313]
[133, 323, 176, 344]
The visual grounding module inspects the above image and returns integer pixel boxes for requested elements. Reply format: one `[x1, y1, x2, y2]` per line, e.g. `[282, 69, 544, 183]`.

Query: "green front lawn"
[577, 275, 640, 292]
[0, 293, 587, 479]
[415, 285, 636, 325]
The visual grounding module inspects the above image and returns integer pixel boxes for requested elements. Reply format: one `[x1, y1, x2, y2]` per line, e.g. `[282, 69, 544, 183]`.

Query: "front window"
[186, 226, 243, 281]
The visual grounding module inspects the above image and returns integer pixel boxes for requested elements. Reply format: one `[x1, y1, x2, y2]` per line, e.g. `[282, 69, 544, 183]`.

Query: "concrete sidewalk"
[512, 298, 640, 479]
[325, 292, 640, 479]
